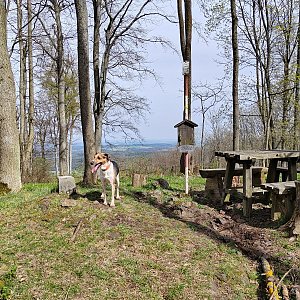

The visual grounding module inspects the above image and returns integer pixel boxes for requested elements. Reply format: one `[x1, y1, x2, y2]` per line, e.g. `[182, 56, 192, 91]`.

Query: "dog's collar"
[101, 161, 111, 171]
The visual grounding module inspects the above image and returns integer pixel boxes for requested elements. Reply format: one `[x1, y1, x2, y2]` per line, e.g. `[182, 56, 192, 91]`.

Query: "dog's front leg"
[110, 180, 115, 207]
[101, 179, 108, 205]
[116, 174, 120, 200]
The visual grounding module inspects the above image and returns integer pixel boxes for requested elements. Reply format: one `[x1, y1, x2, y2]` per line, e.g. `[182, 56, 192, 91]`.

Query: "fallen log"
[282, 284, 289, 300]
[260, 257, 279, 300]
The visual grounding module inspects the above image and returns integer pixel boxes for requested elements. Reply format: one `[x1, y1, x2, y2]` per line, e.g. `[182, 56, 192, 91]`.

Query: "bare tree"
[50, 0, 68, 175]
[92, 0, 102, 152]
[0, 0, 22, 192]
[75, 0, 96, 184]
[193, 82, 225, 167]
[93, 0, 169, 149]
[21, 0, 35, 180]
[294, 1, 300, 149]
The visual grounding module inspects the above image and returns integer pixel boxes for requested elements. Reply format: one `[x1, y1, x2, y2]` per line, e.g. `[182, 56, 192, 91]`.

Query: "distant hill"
[71, 141, 177, 169]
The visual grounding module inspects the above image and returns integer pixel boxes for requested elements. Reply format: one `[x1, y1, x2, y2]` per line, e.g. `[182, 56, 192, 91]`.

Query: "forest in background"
[2, 0, 300, 189]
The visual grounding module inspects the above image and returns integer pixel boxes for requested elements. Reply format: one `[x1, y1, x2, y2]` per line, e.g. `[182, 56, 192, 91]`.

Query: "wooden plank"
[226, 187, 268, 195]
[199, 167, 267, 178]
[261, 181, 295, 195]
[215, 150, 300, 161]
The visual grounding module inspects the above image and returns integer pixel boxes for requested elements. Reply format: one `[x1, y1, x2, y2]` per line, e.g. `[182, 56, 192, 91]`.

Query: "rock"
[289, 236, 297, 243]
[58, 176, 76, 194]
[156, 178, 170, 189]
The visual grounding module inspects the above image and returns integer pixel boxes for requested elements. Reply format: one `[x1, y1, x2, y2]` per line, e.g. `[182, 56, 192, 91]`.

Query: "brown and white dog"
[90, 153, 120, 207]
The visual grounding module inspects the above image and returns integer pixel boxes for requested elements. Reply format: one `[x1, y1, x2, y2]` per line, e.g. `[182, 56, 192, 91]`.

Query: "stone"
[58, 176, 76, 194]
[156, 178, 170, 189]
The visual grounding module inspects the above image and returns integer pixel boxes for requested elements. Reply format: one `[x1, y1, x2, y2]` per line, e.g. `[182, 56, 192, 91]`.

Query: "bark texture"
[75, 0, 96, 184]
[0, 0, 22, 192]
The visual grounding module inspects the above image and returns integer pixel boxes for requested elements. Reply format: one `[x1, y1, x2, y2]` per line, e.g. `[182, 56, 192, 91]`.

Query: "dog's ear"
[104, 153, 110, 160]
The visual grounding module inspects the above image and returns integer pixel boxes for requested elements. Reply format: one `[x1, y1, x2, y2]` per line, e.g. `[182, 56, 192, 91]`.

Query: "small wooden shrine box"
[174, 119, 198, 146]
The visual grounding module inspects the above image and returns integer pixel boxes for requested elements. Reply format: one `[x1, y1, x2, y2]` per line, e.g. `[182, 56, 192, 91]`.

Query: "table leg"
[243, 163, 253, 217]
[222, 158, 236, 204]
[266, 159, 278, 183]
[288, 158, 297, 180]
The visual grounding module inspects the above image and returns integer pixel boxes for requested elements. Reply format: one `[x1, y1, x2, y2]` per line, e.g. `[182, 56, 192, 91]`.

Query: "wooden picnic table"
[215, 150, 300, 217]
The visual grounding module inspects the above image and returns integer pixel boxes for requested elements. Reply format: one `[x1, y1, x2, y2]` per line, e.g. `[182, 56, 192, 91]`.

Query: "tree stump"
[132, 174, 147, 187]
[281, 180, 300, 235]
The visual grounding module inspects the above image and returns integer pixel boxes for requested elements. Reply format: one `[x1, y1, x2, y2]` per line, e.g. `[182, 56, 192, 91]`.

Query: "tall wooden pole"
[177, 0, 192, 194]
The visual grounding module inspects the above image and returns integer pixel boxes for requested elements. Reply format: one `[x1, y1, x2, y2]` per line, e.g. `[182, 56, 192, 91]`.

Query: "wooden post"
[266, 159, 278, 182]
[243, 163, 253, 217]
[132, 174, 147, 187]
[281, 181, 300, 235]
[185, 152, 189, 194]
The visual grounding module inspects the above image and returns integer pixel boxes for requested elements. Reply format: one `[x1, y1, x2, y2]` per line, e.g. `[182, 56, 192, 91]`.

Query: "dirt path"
[134, 189, 300, 290]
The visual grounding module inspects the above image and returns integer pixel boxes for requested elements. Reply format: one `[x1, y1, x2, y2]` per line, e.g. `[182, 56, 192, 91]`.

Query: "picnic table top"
[215, 150, 300, 161]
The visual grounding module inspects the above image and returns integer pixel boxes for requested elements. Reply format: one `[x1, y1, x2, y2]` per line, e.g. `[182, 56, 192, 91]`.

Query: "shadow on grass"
[123, 188, 300, 300]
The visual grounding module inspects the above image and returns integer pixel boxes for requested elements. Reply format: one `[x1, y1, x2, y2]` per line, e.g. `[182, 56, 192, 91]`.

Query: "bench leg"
[284, 194, 294, 221]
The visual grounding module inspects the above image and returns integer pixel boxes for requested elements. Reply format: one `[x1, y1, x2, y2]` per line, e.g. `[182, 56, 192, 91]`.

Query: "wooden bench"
[261, 181, 296, 221]
[199, 167, 268, 202]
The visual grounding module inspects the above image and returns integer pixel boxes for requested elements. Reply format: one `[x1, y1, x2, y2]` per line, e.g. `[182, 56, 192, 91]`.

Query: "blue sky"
[138, 9, 222, 143]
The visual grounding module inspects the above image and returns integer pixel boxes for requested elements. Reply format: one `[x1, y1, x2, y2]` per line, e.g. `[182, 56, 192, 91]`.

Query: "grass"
[0, 175, 259, 299]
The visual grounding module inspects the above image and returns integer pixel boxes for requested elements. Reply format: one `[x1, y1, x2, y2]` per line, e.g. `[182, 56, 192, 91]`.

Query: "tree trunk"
[75, 0, 96, 184]
[294, 2, 300, 150]
[16, 0, 26, 173]
[68, 125, 73, 174]
[22, 0, 35, 181]
[52, 0, 68, 176]
[0, 0, 22, 192]
[93, 0, 102, 152]
[231, 0, 240, 151]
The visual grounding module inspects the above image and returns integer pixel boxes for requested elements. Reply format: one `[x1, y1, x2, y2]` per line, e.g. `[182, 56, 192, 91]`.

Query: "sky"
[137, 4, 223, 143]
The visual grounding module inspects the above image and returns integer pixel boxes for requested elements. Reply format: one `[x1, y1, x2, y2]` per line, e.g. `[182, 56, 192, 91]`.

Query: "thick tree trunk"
[0, 0, 22, 192]
[75, 0, 96, 184]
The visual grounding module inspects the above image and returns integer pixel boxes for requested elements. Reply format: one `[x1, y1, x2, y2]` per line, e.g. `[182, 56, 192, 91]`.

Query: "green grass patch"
[0, 175, 261, 299]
